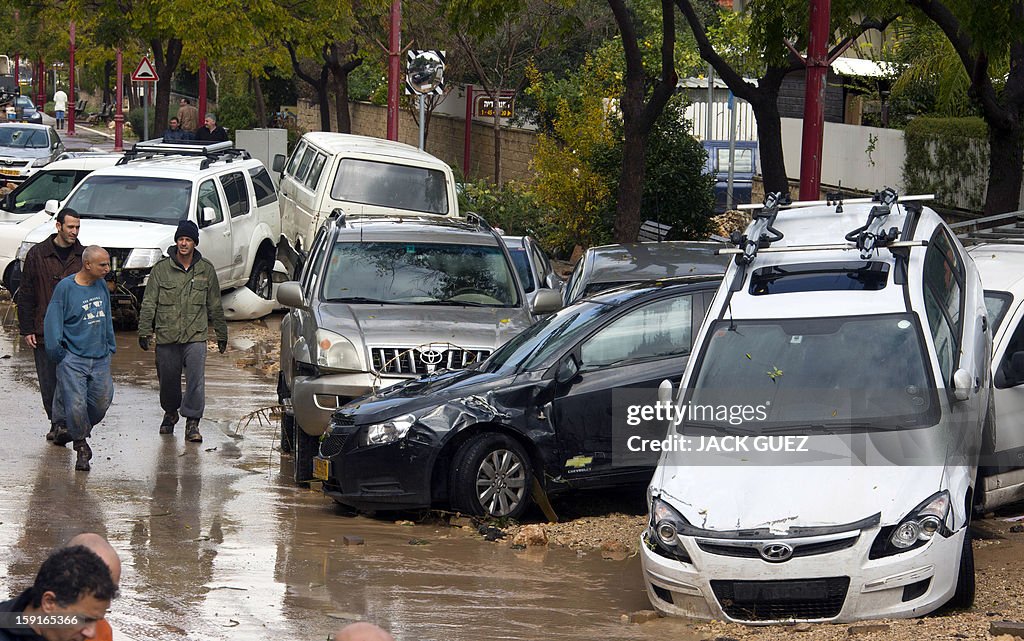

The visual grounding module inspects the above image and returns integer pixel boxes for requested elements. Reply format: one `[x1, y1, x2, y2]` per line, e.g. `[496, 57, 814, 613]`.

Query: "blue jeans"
[56, 353, 114, 441]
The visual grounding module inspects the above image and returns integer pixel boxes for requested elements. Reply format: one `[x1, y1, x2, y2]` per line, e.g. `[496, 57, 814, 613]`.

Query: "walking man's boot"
[160, 411, 179, 434]
[52, 422, 72, 447]
[73, 440, 92, 472]
[185, 417, 203, 443]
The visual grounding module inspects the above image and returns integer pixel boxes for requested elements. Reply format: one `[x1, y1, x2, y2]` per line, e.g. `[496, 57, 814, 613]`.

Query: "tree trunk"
[985, 120, 1024, 213]
[491, 95, 502, 184]
[150, 38, 182, 137]
[285, 42, 332, 132]
[751, 97, 788, 196]
[102, 61, 113, 106]
[251, 74, 267, 127]
[614, 123, 647, 241]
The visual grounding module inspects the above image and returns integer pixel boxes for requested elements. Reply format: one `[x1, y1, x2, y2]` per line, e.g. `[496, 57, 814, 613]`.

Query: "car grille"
[711, 577, 849, 621]
[371, 345, 490, 377]
[696, 534, 859, 559]
[319, 433, 351, 458]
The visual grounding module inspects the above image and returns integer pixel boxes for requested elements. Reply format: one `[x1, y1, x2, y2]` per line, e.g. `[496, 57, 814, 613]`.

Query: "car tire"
[280, 412, 294, 454]
[247, 255, 273, 300]
[947, 524, 975, 609]
[293, 424, 318, 485]
[449, 433, 533, 519]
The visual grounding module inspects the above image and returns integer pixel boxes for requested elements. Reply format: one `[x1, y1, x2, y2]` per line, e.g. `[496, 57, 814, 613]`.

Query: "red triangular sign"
[132, 56, 159, 82]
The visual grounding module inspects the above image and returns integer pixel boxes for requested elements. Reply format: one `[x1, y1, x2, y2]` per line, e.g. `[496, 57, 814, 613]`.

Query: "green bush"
[44, 101, 55, 115]
[457, 178, 559, 248]
[126, 107, 155, 139]
[903, 117, 988, 211]
[215, 94, 257, 140]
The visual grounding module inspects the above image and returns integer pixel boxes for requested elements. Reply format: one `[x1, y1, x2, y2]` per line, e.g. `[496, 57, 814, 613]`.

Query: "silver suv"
[276, 213, 563, 483]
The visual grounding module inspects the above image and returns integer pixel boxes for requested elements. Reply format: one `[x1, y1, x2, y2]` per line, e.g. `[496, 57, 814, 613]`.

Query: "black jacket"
[0, 590, 47, 641]
[16, 234, 85, 339]
[194, 125, 228, 142]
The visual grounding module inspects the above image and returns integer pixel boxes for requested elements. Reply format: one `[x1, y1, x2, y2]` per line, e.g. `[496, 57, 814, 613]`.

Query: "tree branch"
[674, 0, 760, 103]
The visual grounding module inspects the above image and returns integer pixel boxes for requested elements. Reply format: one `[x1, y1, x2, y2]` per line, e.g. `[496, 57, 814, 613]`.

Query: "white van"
[272, 133, 459, 274]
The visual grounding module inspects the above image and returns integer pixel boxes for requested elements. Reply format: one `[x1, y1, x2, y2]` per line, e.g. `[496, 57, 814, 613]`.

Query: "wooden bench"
[638, 220, 671, 242]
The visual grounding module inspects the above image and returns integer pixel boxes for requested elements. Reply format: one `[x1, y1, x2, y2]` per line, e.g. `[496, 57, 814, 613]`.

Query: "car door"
[278, 140, 307, 252]
[218, 170, 255, 285]
[549, 290, 706, 485]
[985, 294, 1024, 508]
[195, 178, 233, 284]
[294, 148, 329, 251]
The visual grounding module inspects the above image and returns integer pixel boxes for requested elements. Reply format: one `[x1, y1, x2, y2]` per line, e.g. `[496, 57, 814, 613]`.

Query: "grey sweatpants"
[155, 342, 207, 419]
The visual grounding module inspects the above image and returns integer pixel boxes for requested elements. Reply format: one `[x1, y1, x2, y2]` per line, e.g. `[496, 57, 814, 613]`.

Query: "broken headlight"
[363, 414, 416, 446]
[647, 497, 692, 563]
[870, 490, 951, 559]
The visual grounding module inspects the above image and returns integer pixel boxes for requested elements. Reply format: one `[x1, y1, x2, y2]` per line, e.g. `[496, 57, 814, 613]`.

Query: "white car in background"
[0, 152, 122, 292]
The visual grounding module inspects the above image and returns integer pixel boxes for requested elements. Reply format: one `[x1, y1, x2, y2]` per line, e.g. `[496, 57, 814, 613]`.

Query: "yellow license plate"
[313, 456, 330, 481]
[0, 168, 20, 177]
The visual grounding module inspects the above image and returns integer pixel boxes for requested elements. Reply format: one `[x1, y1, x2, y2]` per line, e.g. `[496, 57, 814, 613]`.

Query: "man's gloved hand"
[218, 339, 228, 354]
[139, 335, 150, 351]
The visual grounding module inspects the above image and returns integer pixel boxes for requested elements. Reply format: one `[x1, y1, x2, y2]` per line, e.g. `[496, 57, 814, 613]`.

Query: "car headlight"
[16, 241, 36, 262]
[870, 491, 951, 558]
[31, 157, 49, 167]
[315, 329, 361, 371]
[124, 248, 163, 269]
[363, 414, 416, 446]
[646, 497, 692, 562]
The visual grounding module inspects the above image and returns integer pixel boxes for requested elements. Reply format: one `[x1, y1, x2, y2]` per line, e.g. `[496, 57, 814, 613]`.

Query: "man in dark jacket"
[16, 208, 84, 444]
[162, 117, 194, 142]
[0, 545, 116, 641]
[137, 220, 228, 443]
[193, 114, 228, 142]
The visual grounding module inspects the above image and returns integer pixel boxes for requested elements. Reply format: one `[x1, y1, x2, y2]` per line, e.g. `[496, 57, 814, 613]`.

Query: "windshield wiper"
[327, 296, 393, 304]
[428, 299, 494, 307]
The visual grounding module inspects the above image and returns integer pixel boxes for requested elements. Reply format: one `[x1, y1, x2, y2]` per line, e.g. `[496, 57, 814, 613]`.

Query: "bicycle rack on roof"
[845, 187, 900, 259]
[729, 191, 788, 265]
[116, 139, 250, 169]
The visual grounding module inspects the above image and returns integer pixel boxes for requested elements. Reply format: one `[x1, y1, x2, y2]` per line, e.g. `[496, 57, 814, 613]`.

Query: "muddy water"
[0, 306, 691, 641]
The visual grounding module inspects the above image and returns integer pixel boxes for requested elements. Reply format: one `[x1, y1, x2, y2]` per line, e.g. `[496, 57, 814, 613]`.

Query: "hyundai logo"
[759, 542, 794, 562]
[418, 349, 444, 366]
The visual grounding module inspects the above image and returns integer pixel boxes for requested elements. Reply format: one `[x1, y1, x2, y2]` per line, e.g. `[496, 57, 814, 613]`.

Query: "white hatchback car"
[640, 190, 1003, 624]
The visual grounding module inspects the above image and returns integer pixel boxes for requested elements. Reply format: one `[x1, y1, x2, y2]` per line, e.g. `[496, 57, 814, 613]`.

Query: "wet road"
[0, 305, 689, 641]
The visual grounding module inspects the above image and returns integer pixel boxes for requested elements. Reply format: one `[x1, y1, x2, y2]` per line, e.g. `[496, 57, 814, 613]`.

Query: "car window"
[580, 295, 693, 368]
[294, 147, 316, 182]
[716, 148, 753, 173]
[923, 228, 964, 380]
[330, 159, 449, 214]
[984, 291, 1012, 335]
[249, 167, 277, 207]
[302, 225, 329, 295]
[507, 248, 535, 293]
[321, 241, 519, 307]
[285, 141, 307, 176]
[565, 260, 585, 302]
[996, 310, 1024, 388]
[305, 153, 327, 190]
[219, 171, 250, 218]
[9, 170, 80, 214]
[196, 179, 224, 227]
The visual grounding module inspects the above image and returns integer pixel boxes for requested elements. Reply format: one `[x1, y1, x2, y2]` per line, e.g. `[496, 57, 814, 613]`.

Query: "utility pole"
[798, 0, 830, 200]
[199, 59, 208, 124]
[114, 49, 123, 151]
[386, 0, 401, 141]
[67, 21, 76, 135]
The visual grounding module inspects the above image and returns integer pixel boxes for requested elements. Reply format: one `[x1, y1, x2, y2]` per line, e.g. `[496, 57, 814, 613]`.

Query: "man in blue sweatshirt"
[43, 245, 116, 472]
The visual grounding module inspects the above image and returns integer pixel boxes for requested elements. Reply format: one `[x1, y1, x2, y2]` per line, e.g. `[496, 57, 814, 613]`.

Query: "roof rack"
[951, 209, 1024, 245]
[738, 192, 934, 211]
[116, 139, 250, 169]
[720, 188, 930, 265]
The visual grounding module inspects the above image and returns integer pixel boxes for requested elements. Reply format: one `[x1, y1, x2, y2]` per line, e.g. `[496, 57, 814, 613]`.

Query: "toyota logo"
[419, 349, 444, 366]
[759, 542, 794, 562]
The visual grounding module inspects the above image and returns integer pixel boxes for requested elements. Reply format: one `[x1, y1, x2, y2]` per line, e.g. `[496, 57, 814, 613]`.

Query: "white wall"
[781, 117, 906, 194]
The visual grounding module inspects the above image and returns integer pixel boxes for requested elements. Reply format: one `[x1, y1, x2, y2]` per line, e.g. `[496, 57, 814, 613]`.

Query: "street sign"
[405, 50, 445, 96]
[476, 95, 514, 119]
[131, 56, 159, 82]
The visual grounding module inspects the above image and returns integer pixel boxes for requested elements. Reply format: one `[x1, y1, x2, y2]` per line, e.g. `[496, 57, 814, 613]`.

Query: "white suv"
[18, 141, 287, 326]
[641, 190, 999, 623]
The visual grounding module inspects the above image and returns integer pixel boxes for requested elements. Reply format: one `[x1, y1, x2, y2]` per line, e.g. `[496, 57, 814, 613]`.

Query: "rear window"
[330, 159, 449, 214]
[249, 167, 277, 207]
[750, 262, 889, 295]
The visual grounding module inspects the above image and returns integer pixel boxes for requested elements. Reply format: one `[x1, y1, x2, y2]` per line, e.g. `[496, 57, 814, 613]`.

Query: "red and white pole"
[67, 21, 76, 135]
[386, 0, 401, 140]
[798, 0, 830, 200]
[114, 49, 124, 151]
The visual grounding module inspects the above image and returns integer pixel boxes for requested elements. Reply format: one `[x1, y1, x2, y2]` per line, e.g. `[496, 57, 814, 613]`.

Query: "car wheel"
[293, 424, 318, 485]
[449, 433, 533, 519]
[247, 255, 273, 300]
[947, 524, 975, 609]
[280, 412, 294, 454]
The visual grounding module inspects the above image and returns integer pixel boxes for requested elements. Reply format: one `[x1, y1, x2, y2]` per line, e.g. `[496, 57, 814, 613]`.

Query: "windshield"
[683, 313, 939, 432]
[8, 170, 82, 214]
[330, 159, 449, 214]
[0, 127, 48, 149]
[482, 301, 617, 373]
[321, 241, 519, 307]
[64, 176, 192, 224]
[507, 248, 536, 293]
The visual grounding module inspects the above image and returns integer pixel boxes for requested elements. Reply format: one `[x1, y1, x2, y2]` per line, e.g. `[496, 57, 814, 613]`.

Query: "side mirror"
[272, 154, 285, 173]
[658, 379, 674, 406]
[44, 199, 60, 216]
[530, 288, 563, 315]
[1, 193, 12, 211]
[201, 206, 216, 224]
[952, 368, 973, 402]
[555, 354, 580, 385]
[546, 274, 564, 291]
[276, 281, 306, 309]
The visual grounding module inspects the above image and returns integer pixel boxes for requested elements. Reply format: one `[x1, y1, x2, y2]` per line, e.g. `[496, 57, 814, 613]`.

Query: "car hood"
[0, 147, 49, 161]
[338, 368, 515, 421]
[651, 463, 946, 532]
[315, 301, 533, 352]
[24, 217, 178, 248]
